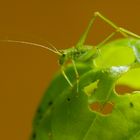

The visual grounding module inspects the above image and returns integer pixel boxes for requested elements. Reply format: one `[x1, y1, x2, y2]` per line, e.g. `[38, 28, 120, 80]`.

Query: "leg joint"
[94, 11, 100, 16]
[116, 27, 122, 32]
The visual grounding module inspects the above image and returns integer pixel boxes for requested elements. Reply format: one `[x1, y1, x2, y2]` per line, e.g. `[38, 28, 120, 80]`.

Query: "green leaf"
[94, 38, 136, 68]
[117, 68, 140, 89]
[30, 64, 91, 138]
[32, 67, 140, 140]
[129, 39, 140, 63]
[30, 38, 140, 140]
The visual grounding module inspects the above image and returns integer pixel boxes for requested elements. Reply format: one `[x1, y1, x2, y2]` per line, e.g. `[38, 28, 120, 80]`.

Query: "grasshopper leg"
[76, 11, 140, 50]
[61, 65, 73, 87]
[72, 59, 80, 92]
[94, 12, 140, 39]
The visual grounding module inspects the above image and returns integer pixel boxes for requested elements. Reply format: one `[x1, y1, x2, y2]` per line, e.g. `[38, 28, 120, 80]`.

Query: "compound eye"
[62, 53, 66, 57]
[59, 53, 66, 65]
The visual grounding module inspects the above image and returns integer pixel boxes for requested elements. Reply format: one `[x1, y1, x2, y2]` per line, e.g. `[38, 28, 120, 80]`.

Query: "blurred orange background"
[0, 0, 140, 140]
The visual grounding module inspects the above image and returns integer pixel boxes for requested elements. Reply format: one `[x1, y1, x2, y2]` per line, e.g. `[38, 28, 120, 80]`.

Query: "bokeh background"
[0, 0, 140, 139]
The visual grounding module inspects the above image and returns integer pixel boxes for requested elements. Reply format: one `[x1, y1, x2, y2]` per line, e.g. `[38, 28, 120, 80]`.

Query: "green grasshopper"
[1, 12, 140, 91]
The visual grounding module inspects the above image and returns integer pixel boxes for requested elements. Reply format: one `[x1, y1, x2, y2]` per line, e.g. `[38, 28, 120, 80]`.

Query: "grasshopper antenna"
[45, 40, 59, 52]
[0, 39, 61, 55]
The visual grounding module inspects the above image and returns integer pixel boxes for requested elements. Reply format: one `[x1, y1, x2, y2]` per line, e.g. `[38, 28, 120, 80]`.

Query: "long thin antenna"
[44, 40, 60, 52]
[0, 39, 61, 55]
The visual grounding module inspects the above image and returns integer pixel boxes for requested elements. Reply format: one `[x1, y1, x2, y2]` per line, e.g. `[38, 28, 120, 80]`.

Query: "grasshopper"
[1, 12, 140, 92]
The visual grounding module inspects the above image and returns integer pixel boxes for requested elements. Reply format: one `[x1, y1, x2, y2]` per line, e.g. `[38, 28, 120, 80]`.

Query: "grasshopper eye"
[59, 53, 66, 65]
[62, 54, 66, 57]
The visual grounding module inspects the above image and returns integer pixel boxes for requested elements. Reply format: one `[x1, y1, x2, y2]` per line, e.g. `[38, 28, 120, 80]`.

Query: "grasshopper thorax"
[58, 45, 95, 65]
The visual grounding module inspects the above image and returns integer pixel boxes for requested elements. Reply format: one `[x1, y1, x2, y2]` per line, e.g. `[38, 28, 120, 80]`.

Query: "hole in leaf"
[101, 102, 114, 115]
[89, 101, 114, 115]
[116, 68, 140, 94]
[84, 80, 99, 96]
[89, 102, 101, 112]
[115, 84, 137, 95]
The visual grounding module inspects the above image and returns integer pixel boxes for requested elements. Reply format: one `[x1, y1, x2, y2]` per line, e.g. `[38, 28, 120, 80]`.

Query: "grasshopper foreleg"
[61, 65, 73, 87]
[72, 59, 80, 92]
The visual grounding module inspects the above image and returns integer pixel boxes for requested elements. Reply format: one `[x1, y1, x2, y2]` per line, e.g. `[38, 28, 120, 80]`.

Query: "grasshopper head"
[59, 51, 67, 65]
